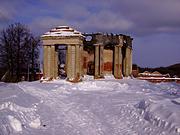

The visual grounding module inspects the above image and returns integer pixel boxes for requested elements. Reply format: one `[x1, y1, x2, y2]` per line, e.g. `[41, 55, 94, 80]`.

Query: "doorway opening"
[56, 45, 67, 79]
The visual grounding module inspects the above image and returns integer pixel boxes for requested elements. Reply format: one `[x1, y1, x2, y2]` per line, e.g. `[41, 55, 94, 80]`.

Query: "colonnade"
[94, 44, 132, 79]
[43, 44, 83, 82]
[94, 45, 104, 78]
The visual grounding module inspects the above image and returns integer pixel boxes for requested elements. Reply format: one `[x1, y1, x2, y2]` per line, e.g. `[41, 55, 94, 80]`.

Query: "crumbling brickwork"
[83, 33, 133, 79]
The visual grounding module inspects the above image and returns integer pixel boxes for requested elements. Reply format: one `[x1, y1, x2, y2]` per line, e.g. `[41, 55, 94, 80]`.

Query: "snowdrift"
[0, 77, 179, 135]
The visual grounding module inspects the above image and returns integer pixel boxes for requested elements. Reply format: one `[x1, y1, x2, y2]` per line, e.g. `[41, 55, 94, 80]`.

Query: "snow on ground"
[0, 76, 180, 135]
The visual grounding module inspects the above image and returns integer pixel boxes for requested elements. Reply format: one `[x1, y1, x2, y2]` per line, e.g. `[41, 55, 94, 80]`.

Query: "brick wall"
[104, 50, 113, 74]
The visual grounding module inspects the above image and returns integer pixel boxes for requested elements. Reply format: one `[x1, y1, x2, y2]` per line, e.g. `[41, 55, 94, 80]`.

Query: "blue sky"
[0, 0, 180, 67]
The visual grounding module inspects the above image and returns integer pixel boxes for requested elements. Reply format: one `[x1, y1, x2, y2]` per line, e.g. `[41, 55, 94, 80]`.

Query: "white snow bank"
[0, 84, 42, 135]
[135, 98, 180, 133]
[29, 118, 41, 129]
[172, 98, 180, 105]
[8, 115, 22, 132]
[77, 80, 129, 91]
[0, 101, 36, 112]
[1, 79, 180, 135]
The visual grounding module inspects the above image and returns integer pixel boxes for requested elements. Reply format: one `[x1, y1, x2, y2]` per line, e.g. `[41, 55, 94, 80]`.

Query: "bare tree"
[28, 36, 40, 81]
[0, 23, 40, 82]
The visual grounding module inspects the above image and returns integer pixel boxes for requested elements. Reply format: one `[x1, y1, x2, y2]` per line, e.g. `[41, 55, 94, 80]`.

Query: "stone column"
[47, 46, 51, 77]
[124, 37, 133, 77]
[123, 52, 126, 77]
[43, 45, 48, 78]
[79, 45, 84, 76]
[65, 46, 68, 75]
[94, 44, 104, 79]
[124, 47, 132, 77]
[94, 45, 100, 78]
[75, 44, 80, 80]
[51, 46, 58, 78]
[114, 36, 123, 79]
[43, 45, 58, 78]
[129, 48, 132, 75]
[124, 47, 128, 77]
[118, 46, 123, 78]
[67, 44, 82, 82]
[99, 45, 104, 77]
[44, 45, 51, 78]
[114, 45, 123, 79]
[50, 46, 54, 77]
[114, 46, 118, 78]
[67, 45, 72, 79]
[71, 45, 76, 79]
[54, 47, 58, 78]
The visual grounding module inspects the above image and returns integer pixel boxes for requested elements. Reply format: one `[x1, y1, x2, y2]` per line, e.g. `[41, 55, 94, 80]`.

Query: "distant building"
[132, 64, 139, 77]
[138, 71, 170, 78]
[138, 71, 172, 83]
[41, 26, 133, 82]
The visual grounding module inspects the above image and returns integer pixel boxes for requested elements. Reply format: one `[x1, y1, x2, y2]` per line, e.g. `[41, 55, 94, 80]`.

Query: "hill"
[138, 63, 180, 77]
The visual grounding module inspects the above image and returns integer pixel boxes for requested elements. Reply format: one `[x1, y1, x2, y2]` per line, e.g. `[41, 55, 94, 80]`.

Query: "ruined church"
[41, 26, 133, 82]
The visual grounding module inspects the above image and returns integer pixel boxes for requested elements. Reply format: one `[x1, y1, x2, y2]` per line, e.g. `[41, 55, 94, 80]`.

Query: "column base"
[94, 75, 104, 79]
[67, 73, 82, 83]
[114, 76, 123, 79]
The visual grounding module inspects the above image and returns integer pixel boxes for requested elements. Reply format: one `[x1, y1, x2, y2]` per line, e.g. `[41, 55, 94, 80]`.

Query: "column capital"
[115, 44, 123, 48]
[68, 44, 78, 46]
[126, 45, 132, 50]
[94, 43, 103, 46]
[43, 44, 53, 46]
[118, 35, 124, 44]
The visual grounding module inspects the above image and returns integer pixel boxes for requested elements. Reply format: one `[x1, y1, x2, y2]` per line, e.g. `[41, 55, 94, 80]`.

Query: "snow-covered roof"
[139, 71, 151, 75]
[41, 26, 83, 37]
[143, 71, 150, 74]
[152, 71, 161, 75]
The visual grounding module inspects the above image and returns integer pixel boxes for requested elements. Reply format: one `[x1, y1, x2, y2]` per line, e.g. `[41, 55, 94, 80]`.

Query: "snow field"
[0, 83, 41, 135]
[0, 77, 180, 135]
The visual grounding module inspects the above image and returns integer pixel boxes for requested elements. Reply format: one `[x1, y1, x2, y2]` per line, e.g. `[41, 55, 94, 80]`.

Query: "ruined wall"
[82, 33, 133, 78]
[103, 49, 113, 74]
[82, 50, 94, 75]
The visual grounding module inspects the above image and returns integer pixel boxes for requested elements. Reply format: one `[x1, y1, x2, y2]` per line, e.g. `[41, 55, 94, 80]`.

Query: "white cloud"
[29, 17, 70, 35]
[81, 11, 134, 32]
